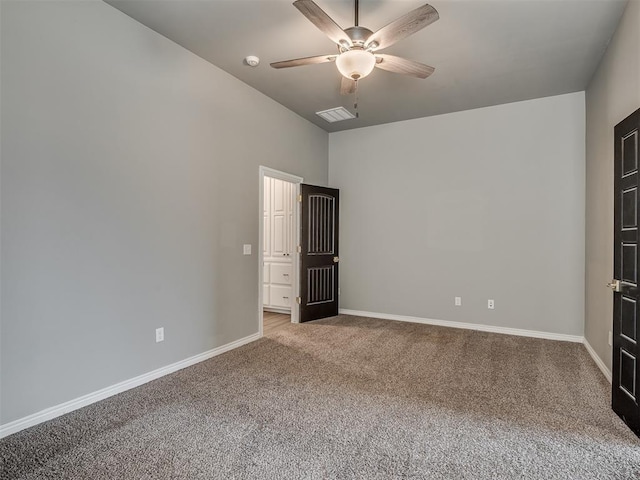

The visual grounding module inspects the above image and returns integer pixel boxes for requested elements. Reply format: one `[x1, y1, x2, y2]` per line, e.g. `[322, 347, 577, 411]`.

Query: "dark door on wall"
[300, 184, 339, 322]
[612, 107, 640, 437]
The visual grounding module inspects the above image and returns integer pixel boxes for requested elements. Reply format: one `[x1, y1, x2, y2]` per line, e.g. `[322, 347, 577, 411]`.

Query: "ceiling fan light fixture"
[336, 49, 376, 80]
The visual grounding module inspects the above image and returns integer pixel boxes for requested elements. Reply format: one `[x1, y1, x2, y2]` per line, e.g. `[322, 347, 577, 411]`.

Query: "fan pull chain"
[354, 80, 359, 119]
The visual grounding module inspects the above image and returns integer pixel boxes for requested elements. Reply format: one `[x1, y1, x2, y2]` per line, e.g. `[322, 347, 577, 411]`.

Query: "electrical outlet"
[243, 244, 252, 255]
[488, 299, 495, 309]
[156, 327, 164, 343]
[455, 296, 462, 306]
[608, 331, 613, 347]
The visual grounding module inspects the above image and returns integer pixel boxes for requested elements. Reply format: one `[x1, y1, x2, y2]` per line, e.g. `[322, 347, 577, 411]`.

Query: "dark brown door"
[300, 184, 339, 322]
[612, 107, 640, 436]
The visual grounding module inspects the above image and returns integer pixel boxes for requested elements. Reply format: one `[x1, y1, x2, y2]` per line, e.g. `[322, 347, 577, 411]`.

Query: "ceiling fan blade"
[375, 54, 435, 79]
[340, 77, 356, 95]
[293, 0, 351, 47]
[365, 4, 439, 51]
[270, 54, 337, 69]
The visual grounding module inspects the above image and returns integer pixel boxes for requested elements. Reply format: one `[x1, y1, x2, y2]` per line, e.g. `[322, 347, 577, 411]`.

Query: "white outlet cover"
[488, 299, 495, 309]
[243, 244, 252, 255]
[156, 327, 164, 343]
[455, 297, 462, 306]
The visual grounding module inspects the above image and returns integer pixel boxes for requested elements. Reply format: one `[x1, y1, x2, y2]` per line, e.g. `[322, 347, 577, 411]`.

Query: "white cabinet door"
[270, 285, 292, 308]
[270, 263, 292, 285]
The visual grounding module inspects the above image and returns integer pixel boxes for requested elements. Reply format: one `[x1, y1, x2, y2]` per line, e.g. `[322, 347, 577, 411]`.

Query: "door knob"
[607, 279, 621, 292]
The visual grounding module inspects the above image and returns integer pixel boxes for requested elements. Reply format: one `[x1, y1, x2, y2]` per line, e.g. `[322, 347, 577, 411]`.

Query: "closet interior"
[263, 176, 295, 317]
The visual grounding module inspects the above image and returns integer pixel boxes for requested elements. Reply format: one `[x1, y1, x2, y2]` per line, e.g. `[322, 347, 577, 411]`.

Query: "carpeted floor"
[1, 315, 639, 479]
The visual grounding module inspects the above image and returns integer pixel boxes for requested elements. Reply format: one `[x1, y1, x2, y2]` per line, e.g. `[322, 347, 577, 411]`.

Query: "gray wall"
[0, 0, 327, 424]
[329, 93, 585, 336]
[585, 0, 640, 372]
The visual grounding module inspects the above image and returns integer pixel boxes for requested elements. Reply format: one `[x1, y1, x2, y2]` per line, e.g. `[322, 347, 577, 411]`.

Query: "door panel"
[287, 182, 294, 258]
[309, 195, 335, 254]
[271, 263, 292, 285]
[270, 285, 292, 308]
[271, 179, 288, 257]
[300, 184, 339, 322]
[264, 177, 271, 257]
[621, 296, 637, 341]
[273, 216, 286, 255]
[613, 107, 640, 436]
[307, 266, 335, 305]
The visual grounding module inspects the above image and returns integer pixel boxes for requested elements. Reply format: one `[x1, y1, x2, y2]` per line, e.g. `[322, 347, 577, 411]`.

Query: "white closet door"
[264, 176, 293, 312]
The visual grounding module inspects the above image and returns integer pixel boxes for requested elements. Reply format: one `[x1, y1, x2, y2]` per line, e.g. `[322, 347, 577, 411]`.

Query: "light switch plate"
[243, 244, 252, 255]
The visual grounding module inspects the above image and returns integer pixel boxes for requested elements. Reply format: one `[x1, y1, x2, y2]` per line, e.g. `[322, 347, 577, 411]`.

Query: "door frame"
[258, 166, 303, 335]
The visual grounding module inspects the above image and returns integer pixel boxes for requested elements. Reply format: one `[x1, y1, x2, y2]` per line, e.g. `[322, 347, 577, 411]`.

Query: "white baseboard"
[263, 307, 291, 315]
[0, 332, 262, 439]
[583, 338, 612, 383]
[339, 309, 585, 343]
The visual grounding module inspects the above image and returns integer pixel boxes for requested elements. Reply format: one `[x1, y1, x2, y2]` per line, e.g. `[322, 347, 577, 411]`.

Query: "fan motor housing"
[344, 26, 373, 47]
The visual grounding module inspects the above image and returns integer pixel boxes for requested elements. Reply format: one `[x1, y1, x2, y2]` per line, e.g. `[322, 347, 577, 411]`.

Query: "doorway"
[258, 167, 302, 336]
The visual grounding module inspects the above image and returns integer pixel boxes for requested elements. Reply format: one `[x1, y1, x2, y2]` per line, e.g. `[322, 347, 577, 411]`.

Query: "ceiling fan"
[271, 0, 439, 95]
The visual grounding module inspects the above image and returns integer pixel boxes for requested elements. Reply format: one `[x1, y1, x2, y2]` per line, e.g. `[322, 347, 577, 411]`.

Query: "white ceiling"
[105, 0, 628, 132]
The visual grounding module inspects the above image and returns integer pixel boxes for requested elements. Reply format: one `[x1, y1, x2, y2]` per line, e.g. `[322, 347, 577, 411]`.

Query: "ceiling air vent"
[316, 106, 356, 123]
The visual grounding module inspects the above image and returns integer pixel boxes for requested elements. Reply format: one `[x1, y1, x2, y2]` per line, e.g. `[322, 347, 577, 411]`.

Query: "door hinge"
[297, 194, 302, 203]
[297, 245, 302, 253]
[296, 296, 301, 304]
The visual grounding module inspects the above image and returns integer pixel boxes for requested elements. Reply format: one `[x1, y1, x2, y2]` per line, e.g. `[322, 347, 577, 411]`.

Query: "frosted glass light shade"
[336, 50, 376, 80]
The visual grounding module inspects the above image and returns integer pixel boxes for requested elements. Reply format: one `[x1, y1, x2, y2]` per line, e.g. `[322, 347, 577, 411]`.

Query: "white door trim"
[259, 167, 303, 335]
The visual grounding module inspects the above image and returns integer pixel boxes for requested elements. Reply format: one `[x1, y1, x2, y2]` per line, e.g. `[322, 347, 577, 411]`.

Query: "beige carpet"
[1, 315, 639, 479]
